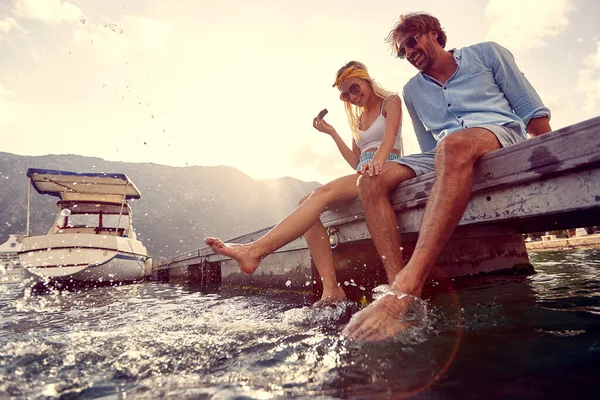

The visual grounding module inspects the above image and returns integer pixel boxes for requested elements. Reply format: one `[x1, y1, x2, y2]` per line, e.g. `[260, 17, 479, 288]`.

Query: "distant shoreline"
[526, 234, 600, 252]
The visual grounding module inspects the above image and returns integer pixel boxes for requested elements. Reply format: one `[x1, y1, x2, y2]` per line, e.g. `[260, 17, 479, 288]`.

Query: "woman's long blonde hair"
[333, 61, 401, 142]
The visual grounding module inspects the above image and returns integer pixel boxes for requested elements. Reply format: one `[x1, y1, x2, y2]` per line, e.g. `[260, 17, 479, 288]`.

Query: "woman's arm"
[313, 117, 361, 169]
[363, 94, 402, 176]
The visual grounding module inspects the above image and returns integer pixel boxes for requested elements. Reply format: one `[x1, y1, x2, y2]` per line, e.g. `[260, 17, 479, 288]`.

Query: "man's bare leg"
[344, 128, 502, 342]
[205, 174, 360, 275]
[357, 164, 416, 283]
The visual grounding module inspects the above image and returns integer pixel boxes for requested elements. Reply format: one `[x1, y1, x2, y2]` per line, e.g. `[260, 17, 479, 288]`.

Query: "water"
[1, 249, 599, 399]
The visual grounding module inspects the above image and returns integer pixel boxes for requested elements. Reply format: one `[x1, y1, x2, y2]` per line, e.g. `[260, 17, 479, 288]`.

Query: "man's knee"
[437, 135, 467, 166]
[356, 168, 399, 202]
[357, 174, 384, 202]
[436, 129, 497, 168]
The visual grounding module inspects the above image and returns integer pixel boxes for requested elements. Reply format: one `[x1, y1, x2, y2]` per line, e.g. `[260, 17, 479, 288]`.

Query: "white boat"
[0, 234, 25, 283]
[18, 168, 152, 284]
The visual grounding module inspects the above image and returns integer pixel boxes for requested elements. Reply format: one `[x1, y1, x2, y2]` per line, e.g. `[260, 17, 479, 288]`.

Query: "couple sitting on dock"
[206, 12, 552, 342]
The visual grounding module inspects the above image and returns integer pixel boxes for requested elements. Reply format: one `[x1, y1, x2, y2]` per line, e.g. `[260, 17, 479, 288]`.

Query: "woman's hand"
[359, 157, 385, 176]
[313, 116, 336, 136]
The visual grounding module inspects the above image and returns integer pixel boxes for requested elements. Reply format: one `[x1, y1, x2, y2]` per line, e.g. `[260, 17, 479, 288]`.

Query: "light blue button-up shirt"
[403, 41, 551, 153]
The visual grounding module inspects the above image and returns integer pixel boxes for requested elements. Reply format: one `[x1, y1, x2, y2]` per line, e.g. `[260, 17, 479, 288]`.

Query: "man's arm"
[403, 90, 437, 152]
[527, 116, 552, 137]
[486, 42, 551, 128]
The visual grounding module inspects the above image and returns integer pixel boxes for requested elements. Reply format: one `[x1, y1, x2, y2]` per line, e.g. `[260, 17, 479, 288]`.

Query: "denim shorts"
[356, 150, 436, 177]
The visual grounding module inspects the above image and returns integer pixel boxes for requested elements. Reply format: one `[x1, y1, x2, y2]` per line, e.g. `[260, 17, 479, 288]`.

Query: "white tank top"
[356, 102, 403, 153]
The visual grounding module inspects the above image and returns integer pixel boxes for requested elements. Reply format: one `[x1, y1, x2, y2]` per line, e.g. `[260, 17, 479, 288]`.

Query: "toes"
[204, 237, 224, 248]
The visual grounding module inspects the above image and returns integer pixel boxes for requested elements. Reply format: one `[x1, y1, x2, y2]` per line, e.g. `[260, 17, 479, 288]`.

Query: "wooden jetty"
[153, 116, 600, 299]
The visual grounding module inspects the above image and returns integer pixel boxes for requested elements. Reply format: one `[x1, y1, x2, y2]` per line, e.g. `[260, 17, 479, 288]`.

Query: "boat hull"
[0, 235, 25, 283]
[0, 262, 24, 283]
[19, 234, 151, 283]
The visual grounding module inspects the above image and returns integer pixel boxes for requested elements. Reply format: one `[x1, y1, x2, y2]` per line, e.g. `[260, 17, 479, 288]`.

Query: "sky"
[1, 0, 599, 184]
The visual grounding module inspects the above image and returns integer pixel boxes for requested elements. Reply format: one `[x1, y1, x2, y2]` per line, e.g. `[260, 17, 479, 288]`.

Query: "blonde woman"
[205, 61, 435, 303]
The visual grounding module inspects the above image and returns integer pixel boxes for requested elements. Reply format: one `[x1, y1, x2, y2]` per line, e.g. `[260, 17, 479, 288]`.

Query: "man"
[343, 12, 551, 342]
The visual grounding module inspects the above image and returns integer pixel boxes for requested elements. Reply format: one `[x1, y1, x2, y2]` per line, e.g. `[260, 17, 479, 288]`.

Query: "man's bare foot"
[313, 285, 346, 308]
[342, 291, 426, 342]
[204, 237, 261, 274]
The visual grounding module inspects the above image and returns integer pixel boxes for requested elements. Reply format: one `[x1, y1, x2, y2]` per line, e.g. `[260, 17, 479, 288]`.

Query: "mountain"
[0, 152, 321, 259]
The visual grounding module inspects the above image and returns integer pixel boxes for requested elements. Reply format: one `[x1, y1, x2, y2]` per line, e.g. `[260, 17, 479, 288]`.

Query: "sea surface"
[1, 248, 599, 399]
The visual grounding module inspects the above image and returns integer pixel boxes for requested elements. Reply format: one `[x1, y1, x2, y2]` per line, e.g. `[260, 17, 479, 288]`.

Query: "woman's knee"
[298, 184, 332, 207]
[298, 191, 312, 206]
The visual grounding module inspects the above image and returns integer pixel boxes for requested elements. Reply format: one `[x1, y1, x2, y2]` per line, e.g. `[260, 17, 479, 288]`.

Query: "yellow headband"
[332, 66, 370, 88]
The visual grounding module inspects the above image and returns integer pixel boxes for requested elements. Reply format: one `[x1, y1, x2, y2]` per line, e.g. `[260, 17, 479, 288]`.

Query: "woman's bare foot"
[204, 237, 262, 274]
[313, 285, 346, 308]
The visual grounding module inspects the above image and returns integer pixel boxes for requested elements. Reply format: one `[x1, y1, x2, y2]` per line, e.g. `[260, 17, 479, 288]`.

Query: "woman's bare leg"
[304, 216, 346, 302]
[205, 174, 360, 277]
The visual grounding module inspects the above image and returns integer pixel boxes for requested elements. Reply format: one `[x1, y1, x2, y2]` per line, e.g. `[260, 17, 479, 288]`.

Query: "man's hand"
[527, 116, 552, 137]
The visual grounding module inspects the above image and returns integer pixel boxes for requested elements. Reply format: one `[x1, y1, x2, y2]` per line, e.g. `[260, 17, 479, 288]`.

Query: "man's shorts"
[476, 122, 526, 148]
[356, 150, 436, 176]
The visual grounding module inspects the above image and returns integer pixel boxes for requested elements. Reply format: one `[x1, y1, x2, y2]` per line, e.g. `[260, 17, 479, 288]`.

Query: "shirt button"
[443, 87, 447, 90]
[447, 103, 451, 107]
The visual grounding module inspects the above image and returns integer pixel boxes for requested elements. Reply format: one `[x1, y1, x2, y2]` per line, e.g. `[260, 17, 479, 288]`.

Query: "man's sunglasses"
[340, 81, 361, 102]
[397, 34, 421, 59]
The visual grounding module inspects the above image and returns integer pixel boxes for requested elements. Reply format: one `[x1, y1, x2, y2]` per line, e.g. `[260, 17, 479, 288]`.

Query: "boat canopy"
[26, 168, 141, 202]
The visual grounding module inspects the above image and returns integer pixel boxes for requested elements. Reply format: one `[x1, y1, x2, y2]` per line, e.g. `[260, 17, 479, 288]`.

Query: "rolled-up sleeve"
[486, 42, 551, 126]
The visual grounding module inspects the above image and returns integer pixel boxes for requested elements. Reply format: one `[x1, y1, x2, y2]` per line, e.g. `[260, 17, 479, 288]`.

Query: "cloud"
[123, 16, 173, 49]
[290, 142, 356, 183]
[0, 84, 20, 127]
[71, 16, 173, 63]
[484, 0, 574, 53]
[0, 16, 19, 34]
[0, 16, 25, 44]
[577, 41, 600, 116]
[13, 0, 83, 24]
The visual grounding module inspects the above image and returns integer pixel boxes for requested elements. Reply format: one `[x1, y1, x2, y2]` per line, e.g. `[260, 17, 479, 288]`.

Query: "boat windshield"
[53, 201, 132, 237]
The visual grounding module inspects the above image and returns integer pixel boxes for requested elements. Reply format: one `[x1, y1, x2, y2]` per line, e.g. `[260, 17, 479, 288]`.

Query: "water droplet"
[285, 280, 291, 287]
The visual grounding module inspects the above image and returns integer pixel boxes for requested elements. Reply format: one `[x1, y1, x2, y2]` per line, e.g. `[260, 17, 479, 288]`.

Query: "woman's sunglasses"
[339, 81, 361, 102]
[397, 34, 421, 59]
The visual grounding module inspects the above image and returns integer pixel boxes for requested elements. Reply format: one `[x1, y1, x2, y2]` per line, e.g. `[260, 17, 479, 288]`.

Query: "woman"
[205, 61, 432, 303]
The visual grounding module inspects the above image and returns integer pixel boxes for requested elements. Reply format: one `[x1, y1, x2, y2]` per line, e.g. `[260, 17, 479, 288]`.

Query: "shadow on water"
[0, 248, 599, 399]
